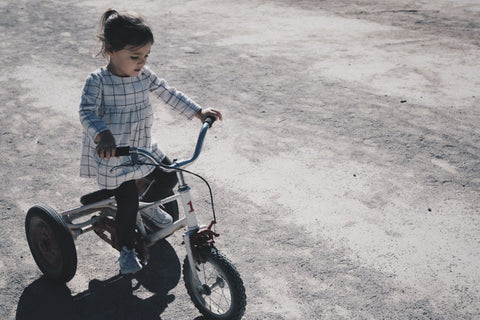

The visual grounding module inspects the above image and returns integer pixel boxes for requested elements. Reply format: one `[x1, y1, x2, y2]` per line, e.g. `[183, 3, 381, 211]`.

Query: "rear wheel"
[25, 204, 77, 283]
[183, 247, 246, 320]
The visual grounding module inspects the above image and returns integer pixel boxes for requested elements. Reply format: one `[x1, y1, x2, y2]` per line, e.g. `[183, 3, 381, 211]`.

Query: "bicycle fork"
[175, 177, 203, 291]
[177, 172, 215, 293]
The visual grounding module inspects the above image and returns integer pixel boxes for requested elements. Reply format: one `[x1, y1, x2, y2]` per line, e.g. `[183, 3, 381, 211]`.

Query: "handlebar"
[115, 146, 131, 157]
[203, 116, 215, 127]
[115, 116, 216, 170]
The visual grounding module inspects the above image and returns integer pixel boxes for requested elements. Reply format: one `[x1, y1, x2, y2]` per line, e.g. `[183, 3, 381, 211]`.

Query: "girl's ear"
[105, 44, 114, 57]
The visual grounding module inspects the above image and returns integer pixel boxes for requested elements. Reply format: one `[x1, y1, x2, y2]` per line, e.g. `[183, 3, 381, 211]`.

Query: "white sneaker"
[141, 206, 173, 228]
[118, 246, 142, 274]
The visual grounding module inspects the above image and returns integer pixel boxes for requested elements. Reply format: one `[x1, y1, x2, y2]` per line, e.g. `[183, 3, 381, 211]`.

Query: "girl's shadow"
[16, 239, 181, 320]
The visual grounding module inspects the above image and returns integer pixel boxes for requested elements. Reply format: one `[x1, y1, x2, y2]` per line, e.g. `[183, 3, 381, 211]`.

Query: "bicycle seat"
[80, 189, 115, 205]
[79, 178, 154, 205]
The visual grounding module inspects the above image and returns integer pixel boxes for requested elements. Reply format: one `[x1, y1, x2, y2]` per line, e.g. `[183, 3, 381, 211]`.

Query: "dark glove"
[95, 130, 116, 159]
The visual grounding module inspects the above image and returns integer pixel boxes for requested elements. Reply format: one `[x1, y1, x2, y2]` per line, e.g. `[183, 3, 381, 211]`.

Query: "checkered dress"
[79, 66, 201, 189]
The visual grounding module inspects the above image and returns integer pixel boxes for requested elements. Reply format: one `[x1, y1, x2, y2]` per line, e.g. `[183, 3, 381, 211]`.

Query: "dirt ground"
[1, 0, 479, 319]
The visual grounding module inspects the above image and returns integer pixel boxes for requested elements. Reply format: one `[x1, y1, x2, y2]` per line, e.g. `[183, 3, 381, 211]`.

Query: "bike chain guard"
[92, 216, 150, 264]
[93, 216, 118, 250]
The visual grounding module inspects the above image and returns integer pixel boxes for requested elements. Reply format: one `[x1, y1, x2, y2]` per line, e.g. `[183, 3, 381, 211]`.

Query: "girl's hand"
[94, 130, 117, 159]
[195, 108, 223, 122]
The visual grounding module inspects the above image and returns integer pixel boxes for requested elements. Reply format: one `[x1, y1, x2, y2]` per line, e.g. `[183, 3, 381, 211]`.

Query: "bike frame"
[59, 120, 214, 291]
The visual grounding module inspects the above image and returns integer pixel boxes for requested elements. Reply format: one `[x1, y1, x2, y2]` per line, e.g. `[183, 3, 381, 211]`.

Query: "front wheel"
[183, 247, 246, 320]
[25, 204, 77, 283]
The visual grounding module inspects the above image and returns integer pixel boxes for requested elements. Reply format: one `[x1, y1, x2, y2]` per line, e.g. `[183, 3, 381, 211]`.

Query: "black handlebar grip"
[115, 146, 131, 157]
[204, 116, 216, 127]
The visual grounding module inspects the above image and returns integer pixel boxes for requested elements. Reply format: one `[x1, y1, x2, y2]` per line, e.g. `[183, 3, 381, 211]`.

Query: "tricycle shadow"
[16, 239, 181, 320]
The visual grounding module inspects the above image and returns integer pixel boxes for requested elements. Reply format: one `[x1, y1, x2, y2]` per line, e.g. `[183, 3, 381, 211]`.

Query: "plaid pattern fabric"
[79, 66, 201, 189]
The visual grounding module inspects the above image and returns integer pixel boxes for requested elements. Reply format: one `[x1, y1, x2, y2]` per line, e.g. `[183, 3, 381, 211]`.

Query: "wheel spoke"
[196, 261, 232, 314]
[183, 249, 246, 319]
[209, 276, 225, 290]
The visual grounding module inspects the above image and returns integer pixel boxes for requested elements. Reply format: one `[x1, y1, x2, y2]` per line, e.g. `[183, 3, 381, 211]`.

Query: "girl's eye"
[130, 56, 139, 60]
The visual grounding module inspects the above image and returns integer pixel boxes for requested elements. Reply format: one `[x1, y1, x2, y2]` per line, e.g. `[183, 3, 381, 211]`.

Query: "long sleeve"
[79, 66, 193, 188]
[146, 68, 201, 119]
[79, 73, 109, 141]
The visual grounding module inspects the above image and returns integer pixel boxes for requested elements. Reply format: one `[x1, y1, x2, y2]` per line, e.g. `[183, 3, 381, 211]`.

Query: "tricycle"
[25, 117, 247, 320]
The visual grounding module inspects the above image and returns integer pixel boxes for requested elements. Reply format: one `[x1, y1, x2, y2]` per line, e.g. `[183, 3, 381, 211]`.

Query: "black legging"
[141, 156, 179, 220]
[142, 167, 179, 220]
[114, 180, 138, 250]
[114, 156, 179, 249]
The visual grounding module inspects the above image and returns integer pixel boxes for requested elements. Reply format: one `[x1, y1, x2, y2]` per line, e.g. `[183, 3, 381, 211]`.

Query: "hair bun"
[97, 9, 154, 57]
[104, 9, 118, 21]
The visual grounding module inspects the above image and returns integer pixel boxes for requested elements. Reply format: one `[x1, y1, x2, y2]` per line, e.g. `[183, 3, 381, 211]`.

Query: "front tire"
[25, 204, 77, 283]
[183, 247, 246, 320]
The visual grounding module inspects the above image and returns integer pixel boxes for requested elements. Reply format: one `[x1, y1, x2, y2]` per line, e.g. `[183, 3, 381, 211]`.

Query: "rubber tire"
[183, 247, 246, 320]
[25, 204, 77, 283]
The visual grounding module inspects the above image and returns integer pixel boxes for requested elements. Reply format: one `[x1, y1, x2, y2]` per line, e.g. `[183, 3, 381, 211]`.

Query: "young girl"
[79, 9, 222, 274]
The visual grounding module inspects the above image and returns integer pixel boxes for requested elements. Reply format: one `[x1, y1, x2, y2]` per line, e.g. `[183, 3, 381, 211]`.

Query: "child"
[79, 9, 222, 274]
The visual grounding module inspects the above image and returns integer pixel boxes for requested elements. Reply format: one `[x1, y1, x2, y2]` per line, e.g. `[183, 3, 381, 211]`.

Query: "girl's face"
[107, 42, 152, 77]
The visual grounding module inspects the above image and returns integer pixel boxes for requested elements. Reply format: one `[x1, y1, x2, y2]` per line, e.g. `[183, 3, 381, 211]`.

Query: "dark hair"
[97, 9, 154, 56]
